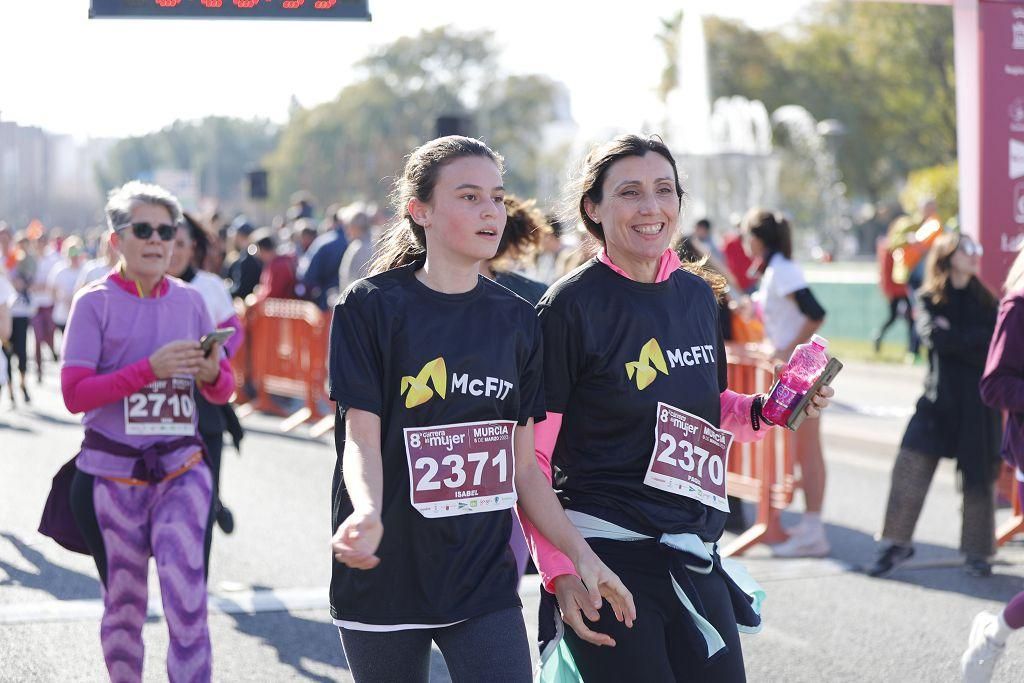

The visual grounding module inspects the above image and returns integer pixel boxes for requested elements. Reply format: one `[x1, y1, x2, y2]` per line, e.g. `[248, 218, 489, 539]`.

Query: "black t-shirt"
[493, 270, 549, 306]
[328, 263, 546, 624]
[540, 258, 728, 540]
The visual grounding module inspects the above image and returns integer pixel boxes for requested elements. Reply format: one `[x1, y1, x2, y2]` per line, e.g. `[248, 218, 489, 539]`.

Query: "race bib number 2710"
[123, 377, 196, 436]
[643, 402, 733, 512]
[404, 420, 517, 519]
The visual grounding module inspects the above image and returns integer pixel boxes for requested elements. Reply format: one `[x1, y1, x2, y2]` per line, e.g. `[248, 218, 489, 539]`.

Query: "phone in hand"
[199, 327, 235, 357]
[785, 357, 843, 431]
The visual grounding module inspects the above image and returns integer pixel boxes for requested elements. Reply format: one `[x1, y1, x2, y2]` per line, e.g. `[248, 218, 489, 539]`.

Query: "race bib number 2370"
[643, 402, 733, 512]
[404, 420, 517, 519]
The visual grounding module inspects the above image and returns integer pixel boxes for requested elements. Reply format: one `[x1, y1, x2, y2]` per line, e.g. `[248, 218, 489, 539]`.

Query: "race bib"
[404, 419, 517, 519]
[643, 402, 733, 512]
[124, 377, 196, 436]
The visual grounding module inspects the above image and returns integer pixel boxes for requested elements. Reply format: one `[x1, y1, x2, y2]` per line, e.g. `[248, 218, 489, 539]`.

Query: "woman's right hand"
[331, 511, 383, 570]
[148, 340, 205, 379]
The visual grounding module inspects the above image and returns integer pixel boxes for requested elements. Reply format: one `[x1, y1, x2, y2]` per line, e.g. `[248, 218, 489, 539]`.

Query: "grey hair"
[105, 180, 183, 232]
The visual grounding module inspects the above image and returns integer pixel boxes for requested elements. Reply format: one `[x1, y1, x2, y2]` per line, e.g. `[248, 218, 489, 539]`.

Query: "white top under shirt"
[333, 618, 466, 632]
[757, 252, 809, 351]
[185, 270, 236, 325]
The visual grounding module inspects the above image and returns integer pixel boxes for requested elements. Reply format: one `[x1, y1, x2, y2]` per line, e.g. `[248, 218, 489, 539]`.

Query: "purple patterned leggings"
[75, 462, 213, 682]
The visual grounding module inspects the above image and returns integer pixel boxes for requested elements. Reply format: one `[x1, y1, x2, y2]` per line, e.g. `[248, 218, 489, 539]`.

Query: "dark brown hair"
[919, 232, 998, 308]
[370, 136, 504, 275]
[569, 134, 724, 296]
[491, 194, 551, 269]
[741, 208, 792, 263]
[181, 212, 211, 270]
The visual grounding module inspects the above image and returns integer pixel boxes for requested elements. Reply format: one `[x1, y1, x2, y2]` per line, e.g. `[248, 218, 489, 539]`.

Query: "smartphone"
[199, 327, 236, 357]
[785, 357, 844, 431]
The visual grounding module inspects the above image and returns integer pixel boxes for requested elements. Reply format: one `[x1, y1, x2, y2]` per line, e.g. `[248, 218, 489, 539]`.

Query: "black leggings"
[3, 316, 29, 379]
[875, 296, 918, 354]
[563, 539, 746, 683]
[339, 606, 532, 683]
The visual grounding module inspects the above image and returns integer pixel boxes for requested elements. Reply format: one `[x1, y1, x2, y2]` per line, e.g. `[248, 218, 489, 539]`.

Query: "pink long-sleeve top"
[520, 248, 769, 591]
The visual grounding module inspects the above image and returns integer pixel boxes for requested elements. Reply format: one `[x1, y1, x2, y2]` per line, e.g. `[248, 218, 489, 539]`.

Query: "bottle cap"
[811, 334, 828, 349]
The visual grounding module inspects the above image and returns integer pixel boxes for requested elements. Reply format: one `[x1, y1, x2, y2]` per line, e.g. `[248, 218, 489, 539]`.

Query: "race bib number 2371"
[404, 420, 517, 519]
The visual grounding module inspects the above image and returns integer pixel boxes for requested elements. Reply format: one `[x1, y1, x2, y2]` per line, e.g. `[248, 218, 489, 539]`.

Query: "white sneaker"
[961, 611, 1005, 682]
[783, 517, 809, 536]
[771, 522, 830, 558]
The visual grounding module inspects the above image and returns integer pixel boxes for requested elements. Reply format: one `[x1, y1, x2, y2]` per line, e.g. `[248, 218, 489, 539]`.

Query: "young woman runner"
[742, 210, 829, 557]
[56, 181, 234, 682]
[327, 136, 634, 683]
[521, 135, 833, 682]
[866, 233, 1001, 579]
[169, 212, 246, 538]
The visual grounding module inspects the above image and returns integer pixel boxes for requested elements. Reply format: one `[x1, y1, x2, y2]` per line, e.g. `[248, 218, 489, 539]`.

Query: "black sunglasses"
[115, 221, 179, 241]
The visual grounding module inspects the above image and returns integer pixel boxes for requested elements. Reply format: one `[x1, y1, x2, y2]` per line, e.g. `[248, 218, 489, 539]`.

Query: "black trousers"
[563, 539, 746, 683]
[3, 316, 30, 380]
[339, 607, 531, 683]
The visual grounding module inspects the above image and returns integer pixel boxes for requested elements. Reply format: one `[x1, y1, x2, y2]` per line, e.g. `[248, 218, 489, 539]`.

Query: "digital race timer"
[89, 0, 371, 20]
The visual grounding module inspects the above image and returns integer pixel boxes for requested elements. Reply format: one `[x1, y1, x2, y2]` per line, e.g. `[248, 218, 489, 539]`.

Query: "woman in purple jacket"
[961, 245, 1024, 682]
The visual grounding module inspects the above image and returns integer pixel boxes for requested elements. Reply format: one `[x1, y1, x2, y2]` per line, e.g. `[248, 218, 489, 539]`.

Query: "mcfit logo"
[626, 338, 669, 390]
[401, 357, 447, 408]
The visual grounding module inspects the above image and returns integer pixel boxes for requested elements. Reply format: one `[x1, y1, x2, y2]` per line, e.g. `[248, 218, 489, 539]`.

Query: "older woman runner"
[41, 181, 234, 683]
[521, 135, 833, 682]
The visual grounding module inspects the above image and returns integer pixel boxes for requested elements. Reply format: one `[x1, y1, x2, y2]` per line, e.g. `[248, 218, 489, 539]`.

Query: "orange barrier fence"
[231, 298, 331, 432]
[996, 465, 1024, 547]
[721, 342, 797, 557]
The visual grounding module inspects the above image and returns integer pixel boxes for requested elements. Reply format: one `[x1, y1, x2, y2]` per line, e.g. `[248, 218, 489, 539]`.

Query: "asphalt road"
[2, 359, 1023, 681]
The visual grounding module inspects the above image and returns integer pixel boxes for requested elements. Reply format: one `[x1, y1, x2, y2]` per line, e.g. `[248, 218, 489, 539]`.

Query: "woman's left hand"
[195, 342, 222, 385]
[803, 383, 834, 418]
[772, 363, 835, 418]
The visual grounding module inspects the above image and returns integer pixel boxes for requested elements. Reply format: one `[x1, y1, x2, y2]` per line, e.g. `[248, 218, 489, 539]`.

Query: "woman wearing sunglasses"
[867, 232, 1002, 578]
[55, 181, 234, 682]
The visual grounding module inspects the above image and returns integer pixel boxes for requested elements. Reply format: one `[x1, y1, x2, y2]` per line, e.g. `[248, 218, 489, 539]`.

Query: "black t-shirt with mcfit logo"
[540, 258, 729, 540]
[328, 263, 546, 625]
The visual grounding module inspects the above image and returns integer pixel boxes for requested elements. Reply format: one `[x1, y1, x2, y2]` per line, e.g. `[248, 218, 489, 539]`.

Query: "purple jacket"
[980, 289, 1024, 469]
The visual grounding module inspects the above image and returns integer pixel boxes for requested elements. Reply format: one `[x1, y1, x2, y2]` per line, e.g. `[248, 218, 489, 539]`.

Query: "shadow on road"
[26, 408, 81, 429]
[822, 522, 1024, 602]
[225, 586, 347, 683]
[0, 420, 34, 434]
[0, 532, 100, 601]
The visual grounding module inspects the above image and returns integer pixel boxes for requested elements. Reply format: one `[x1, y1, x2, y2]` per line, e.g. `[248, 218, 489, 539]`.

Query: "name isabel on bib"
[643, 402, 733, 512]
[404, 419, 517, 519]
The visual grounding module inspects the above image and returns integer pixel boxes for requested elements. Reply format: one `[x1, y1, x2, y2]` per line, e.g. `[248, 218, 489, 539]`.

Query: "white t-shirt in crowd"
[757, 252, 809, 351]
[75, 260, 114, 293]
[32, 250, 62, 308]
[49, 264, 82, 326]
[187, 270, 236, 326]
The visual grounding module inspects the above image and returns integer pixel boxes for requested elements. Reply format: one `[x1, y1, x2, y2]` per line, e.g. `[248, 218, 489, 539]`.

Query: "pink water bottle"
[762, 335, 829, 426]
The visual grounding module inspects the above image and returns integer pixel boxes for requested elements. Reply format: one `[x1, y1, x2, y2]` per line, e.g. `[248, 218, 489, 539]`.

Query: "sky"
[0, 0, 815, 141]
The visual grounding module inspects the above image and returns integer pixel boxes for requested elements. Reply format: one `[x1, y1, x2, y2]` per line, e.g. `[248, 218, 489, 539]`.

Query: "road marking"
[0, 587, 331, 625]
[0, 578, 546, 625]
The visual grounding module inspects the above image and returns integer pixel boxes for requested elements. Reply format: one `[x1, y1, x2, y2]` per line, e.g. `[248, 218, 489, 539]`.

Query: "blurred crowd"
[0, 192, 782, 410]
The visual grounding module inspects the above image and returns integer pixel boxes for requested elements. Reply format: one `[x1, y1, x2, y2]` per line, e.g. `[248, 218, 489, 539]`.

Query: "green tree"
[690, 2, 956, 202]
[265, 27, 563, 208]
[97, 117, 279, 203]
